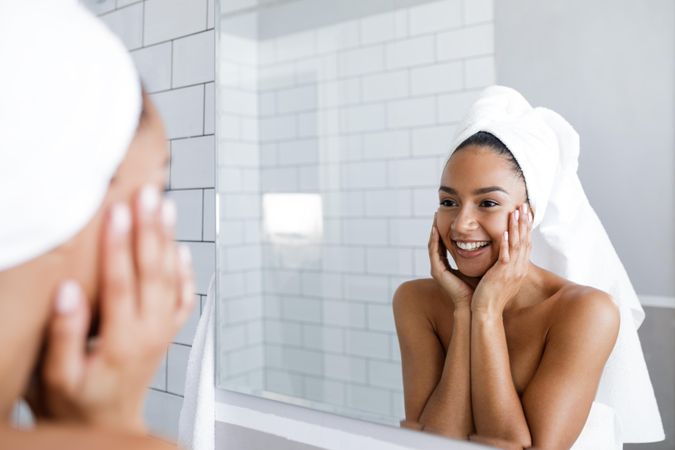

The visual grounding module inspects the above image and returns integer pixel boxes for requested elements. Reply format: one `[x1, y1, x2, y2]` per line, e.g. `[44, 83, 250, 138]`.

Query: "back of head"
[0, 0, 142, 271]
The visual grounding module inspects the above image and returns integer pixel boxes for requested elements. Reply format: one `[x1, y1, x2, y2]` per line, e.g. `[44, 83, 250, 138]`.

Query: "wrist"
[470, 307, 503, 323]
[453, 303, 472, 315]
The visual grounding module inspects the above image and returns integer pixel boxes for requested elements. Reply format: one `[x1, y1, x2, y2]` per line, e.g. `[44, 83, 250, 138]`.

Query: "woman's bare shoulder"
[550, 283, 620, 338]
[392, 278, 453, 320]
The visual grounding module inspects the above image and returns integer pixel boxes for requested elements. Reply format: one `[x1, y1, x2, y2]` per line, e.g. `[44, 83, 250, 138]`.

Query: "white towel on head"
[450, 86, 664, 444]
[0, 0, 141, 270]
[178, 276, 216, 450]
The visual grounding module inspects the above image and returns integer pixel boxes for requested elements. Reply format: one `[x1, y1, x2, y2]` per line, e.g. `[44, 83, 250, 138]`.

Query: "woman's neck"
[457, 263, 557, 316]
[504, 263, 559, 316]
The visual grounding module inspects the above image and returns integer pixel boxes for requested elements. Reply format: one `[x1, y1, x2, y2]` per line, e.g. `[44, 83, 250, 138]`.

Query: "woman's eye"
[439, 199, 456, 207]
[480, 200, 498, 207]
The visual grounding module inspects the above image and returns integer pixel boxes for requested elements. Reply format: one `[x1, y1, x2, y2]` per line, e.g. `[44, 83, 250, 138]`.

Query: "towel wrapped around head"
[450, 86, 664, 444]
[0, 0, 141, 271]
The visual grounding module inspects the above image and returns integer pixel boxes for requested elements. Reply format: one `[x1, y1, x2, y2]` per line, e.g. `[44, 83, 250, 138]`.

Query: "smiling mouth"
[454, 240, 491, 251]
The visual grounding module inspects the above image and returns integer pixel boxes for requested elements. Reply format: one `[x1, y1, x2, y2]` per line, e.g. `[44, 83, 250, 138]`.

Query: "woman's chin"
[455, 262, 489, 278]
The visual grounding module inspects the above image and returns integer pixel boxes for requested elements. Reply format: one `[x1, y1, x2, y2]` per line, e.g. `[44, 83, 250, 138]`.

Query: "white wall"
[82, 0, 217, 440]
[494, 0, 675, 297]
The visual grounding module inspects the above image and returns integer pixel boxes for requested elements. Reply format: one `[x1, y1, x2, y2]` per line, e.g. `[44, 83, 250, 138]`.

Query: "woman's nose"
[451, 207, 478, 233]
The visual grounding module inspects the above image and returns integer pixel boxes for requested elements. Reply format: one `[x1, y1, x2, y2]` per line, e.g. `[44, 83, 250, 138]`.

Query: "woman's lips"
[452, 240, 490, 259]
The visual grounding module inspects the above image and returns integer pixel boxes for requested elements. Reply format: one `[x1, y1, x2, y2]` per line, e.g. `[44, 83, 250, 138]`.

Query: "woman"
[393, 87, 664, 449]
[0, 1, 193, 448]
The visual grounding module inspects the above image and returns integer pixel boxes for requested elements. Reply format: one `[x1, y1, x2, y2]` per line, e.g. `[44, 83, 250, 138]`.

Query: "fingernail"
[56, 281, 82, 315]
[504, 231, 509, 241]
[179, 244, 192, 267]
[111, 203, 131, 234]
[162, 198, 177, 229]
[514, 210, 519, 221]
[523, 204, 528, 215]
[140, 185, 160, 214]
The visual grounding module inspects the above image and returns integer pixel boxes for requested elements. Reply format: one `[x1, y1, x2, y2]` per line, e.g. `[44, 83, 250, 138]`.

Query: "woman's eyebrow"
[439, 186, 458, 195]
[438, 185, 509, 195]
[473, 186, 509, 195]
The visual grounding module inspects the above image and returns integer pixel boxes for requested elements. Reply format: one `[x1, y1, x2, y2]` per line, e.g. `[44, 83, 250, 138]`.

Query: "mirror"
[215, 0, 674, 446]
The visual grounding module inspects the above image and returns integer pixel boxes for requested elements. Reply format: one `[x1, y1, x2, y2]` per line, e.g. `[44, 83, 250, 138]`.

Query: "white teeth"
[456, 241, 490, 251]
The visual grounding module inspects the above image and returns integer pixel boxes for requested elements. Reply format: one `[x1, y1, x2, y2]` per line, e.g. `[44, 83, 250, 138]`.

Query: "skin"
[393, 145, 620, 449]
[0, 92, 194, 448]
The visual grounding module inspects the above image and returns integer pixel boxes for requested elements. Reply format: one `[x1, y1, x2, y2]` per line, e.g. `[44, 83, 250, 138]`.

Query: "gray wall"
[495, 2, 674, 447]
[627, 306, 675, 450]
[495, 0, 675, 297]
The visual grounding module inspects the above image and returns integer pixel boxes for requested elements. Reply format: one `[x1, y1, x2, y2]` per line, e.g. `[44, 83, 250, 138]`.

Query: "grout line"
[141, 28, 212, 49]
[164, 350, 169, 391]
[201, 188, 205, 241]
[141, 0, 145, 47]
[177, 238, 216, 244]
[149, 387, 184, 398]
[170, 38, 174, 88]
[168, 186, 215, 192]
[202, 83, 207, 135]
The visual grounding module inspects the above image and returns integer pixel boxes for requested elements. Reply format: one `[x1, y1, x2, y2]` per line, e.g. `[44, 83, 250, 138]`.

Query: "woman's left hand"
[471, 204, 533, 317]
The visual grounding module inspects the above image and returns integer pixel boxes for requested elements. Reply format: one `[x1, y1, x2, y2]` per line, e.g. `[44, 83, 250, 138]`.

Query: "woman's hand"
[471, 204, 532, 316]
[27, 185, 195, 433]
[429, 212, 474, 309]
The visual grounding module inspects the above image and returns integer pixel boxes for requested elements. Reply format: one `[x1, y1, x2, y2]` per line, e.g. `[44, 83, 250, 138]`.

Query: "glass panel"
[214, 0, 474, 425]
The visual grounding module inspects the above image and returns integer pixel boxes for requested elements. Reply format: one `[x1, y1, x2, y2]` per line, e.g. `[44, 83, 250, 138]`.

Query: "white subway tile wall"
[214, 5, 266, 405]
[249, 0, 495, 424]
[82, 0, 215, 441]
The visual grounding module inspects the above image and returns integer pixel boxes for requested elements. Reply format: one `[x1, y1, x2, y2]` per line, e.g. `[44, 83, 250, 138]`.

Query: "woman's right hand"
[428, 212, 474, 309]
[27, 185, 195, 433]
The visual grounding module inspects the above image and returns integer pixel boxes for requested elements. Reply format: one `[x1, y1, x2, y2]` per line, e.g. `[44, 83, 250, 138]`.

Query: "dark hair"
[136, 83, 149, 132]
[454, 131, 530, 202]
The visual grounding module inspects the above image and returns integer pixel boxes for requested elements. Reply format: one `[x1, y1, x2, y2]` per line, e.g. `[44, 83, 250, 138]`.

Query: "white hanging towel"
[178, 276, 216, 450]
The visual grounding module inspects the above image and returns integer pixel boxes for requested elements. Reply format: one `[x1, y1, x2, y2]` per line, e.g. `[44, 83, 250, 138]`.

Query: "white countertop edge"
[214, 389, 487, 450]
[640, 295, 675, 309]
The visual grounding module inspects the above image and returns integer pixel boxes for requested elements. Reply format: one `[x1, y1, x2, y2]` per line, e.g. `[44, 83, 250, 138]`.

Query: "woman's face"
[65, 91, 169, 307]
[437, 145, 528, 278]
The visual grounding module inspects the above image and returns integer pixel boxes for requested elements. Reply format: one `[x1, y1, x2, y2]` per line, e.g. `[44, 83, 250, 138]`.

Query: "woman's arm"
[393, 284, 473, 439]
[470, 311, 532, 447]
[469, 205, 533, 446]
[521, 291, 619, 449]
[418, 305, 473, 437]
[394, 215, 480, 438]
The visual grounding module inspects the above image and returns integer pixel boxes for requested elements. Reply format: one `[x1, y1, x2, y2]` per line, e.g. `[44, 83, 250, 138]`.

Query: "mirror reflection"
[215, 0, 674, 448]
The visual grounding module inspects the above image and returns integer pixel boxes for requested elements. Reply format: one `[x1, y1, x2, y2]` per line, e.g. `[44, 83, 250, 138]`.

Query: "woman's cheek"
[482, 212, 509, 240]
[436, 208, 453, 233]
